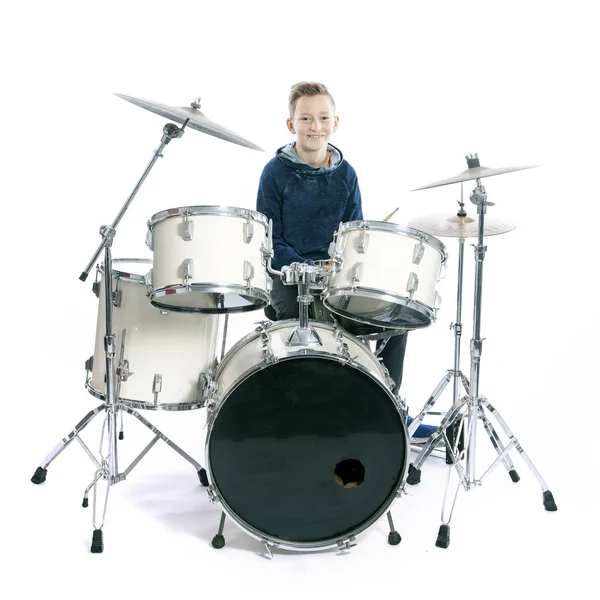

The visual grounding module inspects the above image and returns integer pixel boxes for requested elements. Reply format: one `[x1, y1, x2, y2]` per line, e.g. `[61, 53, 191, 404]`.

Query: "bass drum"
[204, 320, 408, 551]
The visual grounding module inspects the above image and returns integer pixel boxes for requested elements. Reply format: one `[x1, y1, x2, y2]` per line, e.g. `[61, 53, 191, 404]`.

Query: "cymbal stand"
[405, 199, 471, 462]
[405, 162, 557, 548]
[31, 118, 210, 553]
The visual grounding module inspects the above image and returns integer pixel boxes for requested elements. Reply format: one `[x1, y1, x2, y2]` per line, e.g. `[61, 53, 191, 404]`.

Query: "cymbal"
[115, 94, 264, 151]
[412, 163, 538, 191]
[408, 212, 516, 238]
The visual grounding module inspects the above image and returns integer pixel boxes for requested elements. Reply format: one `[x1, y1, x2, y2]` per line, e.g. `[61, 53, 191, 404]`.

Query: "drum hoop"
[340, 220, 447, 256]
[147, 205, 270, 230]
[97, 258, 152, 284]
[323, 286, 437, 325]
[86, 383, 203, 411]
[149, 284, 270, 314]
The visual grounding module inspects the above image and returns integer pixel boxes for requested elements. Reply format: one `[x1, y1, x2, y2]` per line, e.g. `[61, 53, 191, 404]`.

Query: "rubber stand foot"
[118, 432, 124, 440]
[436, 524, 450, 549]
[91, 529, 104, 553]
[82, 497, 89, 508]
[211, 534, 225, 549]
[388, 531, 402, 545]
[31, 466, 47, 484]
[509, 469, 520, 483]
[198, 468, 209, 487]
[543, 490, 558, 511]
[406, 463, 421, 486]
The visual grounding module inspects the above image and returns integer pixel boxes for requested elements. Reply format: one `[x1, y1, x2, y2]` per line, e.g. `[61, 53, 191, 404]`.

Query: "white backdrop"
[2, 1, 598, 598]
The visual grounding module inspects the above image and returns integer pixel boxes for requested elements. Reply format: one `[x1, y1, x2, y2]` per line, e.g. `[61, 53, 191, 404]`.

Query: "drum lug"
[152, 374, 162, 405]
[182, 217, 194, 241]
[112, 288, 122, 308]
[118, 359, 133, 382]
[260, 242, 274, 266]
[328, 241, 344, 271]
[243, 260, 255, 286]
[412, 241, 425, 265]
[182, 259, 194, 281]
[351, 262, 363, 286]
[92, 281, 100, 298]
[199, 371, 218, 405]
[333, 322, 351, 361]
[144, 268, 153, 289]
[243, 220, 254, 244]
[337, 535, 357, 551]
[206, 484, 220, 504]
[85, 355, 94, 373]
[145, 228, 154, 251]
[255, 322, 278, 364]
[357, 230, 370, 254]
[433, 291, 442, 310]
[406, 272, 419, 297]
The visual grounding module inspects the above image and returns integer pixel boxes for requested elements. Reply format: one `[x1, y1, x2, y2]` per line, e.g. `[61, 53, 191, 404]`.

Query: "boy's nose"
[310, 120, 322, 131]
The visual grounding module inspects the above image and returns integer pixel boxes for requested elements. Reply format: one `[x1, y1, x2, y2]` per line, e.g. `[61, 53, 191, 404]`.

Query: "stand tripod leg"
[31, 404, 107, 484]
[479, 406, 520, 482]
[120, 406, 209, 486]
[408, 372, 452, 435]
[481, 399, 557, 511]
[407, 401, 467, 485]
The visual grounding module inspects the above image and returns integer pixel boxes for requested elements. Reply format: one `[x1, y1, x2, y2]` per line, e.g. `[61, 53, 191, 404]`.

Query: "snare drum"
[146, 206, 271, 313]
[87, 259, 219, 411]
[202, 320, 408, 550]
[324, 221, 447, 331]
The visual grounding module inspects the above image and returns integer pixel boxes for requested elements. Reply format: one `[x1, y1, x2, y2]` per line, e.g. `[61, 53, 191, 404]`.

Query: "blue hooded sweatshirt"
[256, 143, 363, 270]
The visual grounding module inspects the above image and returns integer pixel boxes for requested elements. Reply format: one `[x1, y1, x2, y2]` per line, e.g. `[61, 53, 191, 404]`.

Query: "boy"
[256, 81, 435, 442]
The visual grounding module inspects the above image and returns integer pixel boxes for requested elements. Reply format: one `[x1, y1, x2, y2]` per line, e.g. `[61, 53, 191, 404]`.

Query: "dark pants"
[268, 277, 408, 393]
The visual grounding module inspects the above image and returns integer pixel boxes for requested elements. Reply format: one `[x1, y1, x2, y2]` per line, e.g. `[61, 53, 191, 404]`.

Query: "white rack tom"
[146, 206, 271, 313]
[324, 221, 447, 331]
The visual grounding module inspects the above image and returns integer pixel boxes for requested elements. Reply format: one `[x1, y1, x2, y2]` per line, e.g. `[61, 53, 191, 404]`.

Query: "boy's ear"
[333, 115, 339, 132]
[286, 118, 296, 134]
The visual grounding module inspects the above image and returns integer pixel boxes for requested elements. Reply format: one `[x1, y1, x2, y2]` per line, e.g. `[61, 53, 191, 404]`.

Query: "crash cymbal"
[408, 212, 516, 238]
[412, 155, 538, 190]
[115, 94, 264, 151]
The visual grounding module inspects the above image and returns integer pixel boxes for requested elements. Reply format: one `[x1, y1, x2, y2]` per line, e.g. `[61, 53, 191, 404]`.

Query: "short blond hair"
[288, 82, 336, 118]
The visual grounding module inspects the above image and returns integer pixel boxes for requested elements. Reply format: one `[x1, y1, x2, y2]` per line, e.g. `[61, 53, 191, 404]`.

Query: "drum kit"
[30, 93, 557, 555]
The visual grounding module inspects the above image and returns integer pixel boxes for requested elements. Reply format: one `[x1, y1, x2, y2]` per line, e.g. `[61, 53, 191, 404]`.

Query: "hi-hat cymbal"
[412, 161, 538, 191]
[115, 94, 264, 151]
[408, 213, 516, 238]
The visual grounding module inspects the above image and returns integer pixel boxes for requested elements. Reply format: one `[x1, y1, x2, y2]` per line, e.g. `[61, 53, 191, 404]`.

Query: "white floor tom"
[87, 259, 219, 411]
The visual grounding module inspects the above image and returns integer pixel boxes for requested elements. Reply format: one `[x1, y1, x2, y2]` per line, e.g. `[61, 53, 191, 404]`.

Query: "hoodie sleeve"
[341, 168, 363, 222]
[256, 168, 307, 271]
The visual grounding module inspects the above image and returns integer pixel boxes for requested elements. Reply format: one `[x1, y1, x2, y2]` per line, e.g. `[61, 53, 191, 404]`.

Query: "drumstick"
[383, 207, 399, 222]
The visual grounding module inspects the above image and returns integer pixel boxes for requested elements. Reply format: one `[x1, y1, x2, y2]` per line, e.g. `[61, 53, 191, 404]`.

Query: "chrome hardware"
[260, 242, 274, 266]
[199, 371, 218, 404]
[337, 536, 357, 551]
[358, 230, 370, 254]
[412, 241, 425, 265]
[256, 322, 277, 364]
[333, 322, 351, 361]
[286, 326, 323, 347]
[406, 272, 419, 296]
[118, 359, 133, 382]
[112, 288, 122, 308]
[152, 374, 162, 405]
[206, 485, 219, 504]
[266, 275, 273, 292]
[351, 262, 363, 285]
[182, 259, 194, 280]
[434, 291, 442, 310]
[145, 228, 154, 251]
[243, 260, 254, 285]
[85, 356, 93, 372]
[243, 220, 254, 243]
[144, 268, 153, 287]
[92, 281, 100, 298]
[183, 217, 194, 241]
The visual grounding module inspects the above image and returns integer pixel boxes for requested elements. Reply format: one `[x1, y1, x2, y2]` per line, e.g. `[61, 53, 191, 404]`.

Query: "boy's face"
[287, 94, 338, 155]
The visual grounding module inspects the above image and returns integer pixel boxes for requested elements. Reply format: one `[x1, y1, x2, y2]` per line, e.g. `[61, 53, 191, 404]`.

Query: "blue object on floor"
[407, 416, 438, 440]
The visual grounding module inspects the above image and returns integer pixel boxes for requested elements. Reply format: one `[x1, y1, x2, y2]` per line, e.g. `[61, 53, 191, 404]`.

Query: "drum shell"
[147, 206, 270, 312]
[204, 320, 408, 550]
[325, 221, 446, 329]
[88, 261, 219, 410]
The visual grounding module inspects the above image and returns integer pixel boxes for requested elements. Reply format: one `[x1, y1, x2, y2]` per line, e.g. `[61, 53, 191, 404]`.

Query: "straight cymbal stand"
[405, 197, 470, 461]
[31, 119, 211, 553]
[405, 157, 557, 548]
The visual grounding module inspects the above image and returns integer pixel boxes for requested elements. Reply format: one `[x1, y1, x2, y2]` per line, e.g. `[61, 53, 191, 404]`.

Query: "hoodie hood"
[276, 143, 343, 174]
